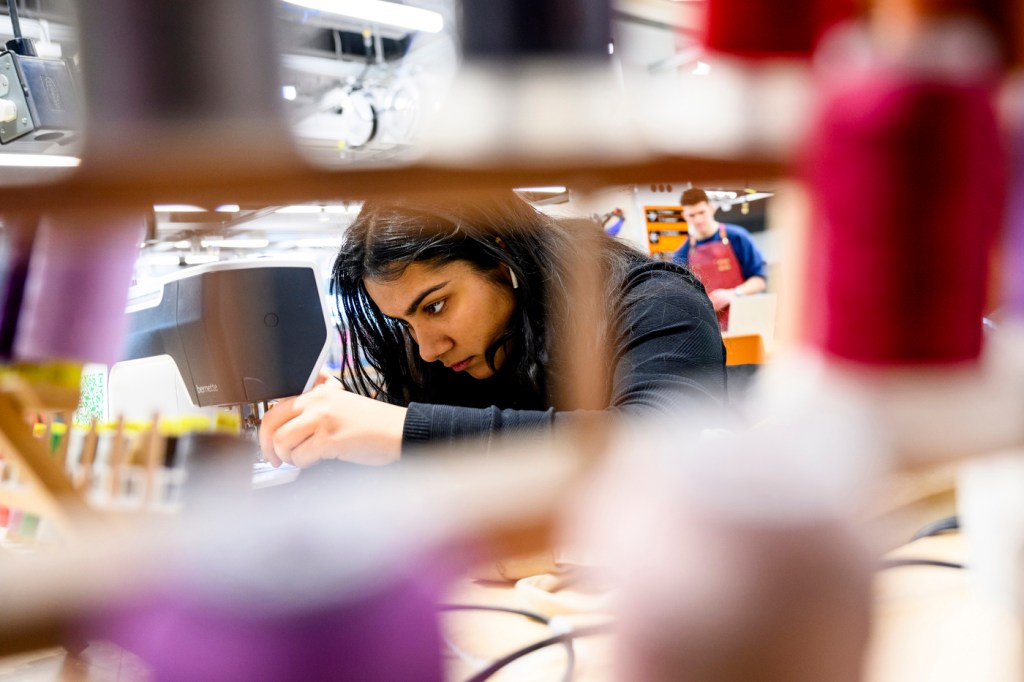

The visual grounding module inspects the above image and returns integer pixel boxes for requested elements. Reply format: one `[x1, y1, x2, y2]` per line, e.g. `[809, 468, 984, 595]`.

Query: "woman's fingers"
[257, 382, 405, 468]
[266, 409, 323, 467]
[259, 396, 302, 466]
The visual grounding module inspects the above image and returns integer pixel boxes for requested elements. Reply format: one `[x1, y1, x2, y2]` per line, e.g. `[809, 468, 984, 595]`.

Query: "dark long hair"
[330, 190, 696, 407]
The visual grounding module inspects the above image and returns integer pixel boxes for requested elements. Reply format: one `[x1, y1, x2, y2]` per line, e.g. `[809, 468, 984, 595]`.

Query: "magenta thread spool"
[13, 211, 144, 366]
[801, 71, 1003, 365]
[0, 213, 38, 360]
[702, 0, 857, 59]
[1002, 124, 1024, 317]
[88, 558, 448, 681]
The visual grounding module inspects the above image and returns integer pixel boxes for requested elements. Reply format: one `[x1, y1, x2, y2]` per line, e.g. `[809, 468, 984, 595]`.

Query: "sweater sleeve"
[403, 402, 555, 449]
[606, 266, 727, 416]
[401, 265, 726, 454]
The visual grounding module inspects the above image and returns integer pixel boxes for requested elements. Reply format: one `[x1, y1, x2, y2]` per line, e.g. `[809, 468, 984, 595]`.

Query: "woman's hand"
[258, 380, 407, 468]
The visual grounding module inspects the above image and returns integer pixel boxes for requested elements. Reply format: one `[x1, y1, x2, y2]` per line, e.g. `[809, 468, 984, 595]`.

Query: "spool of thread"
[1002, 123, 1024, 316]
[801, 72, 1003, 364]
[0, 214, 37, 361]
[461, 0, 612, 60]
[75, 0, 300, 172]
[13, 211, 144, 366]
[702, 0, 857, 59]
[88, 559, 448, 681]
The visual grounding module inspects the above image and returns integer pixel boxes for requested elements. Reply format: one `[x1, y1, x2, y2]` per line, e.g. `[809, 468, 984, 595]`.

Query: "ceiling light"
[173, 241, 192, 249]
[0, 153, 80, 167]
[154, 204, 205, 213]
[276, 205, 325, 214]
[516, 186, 567, 194]
[282, 0, 444, 34]
[200, 238, 270, 249]
[215, 204, 241, 213]
[276, 203, 363, 215]
[323, 203, 363, 214]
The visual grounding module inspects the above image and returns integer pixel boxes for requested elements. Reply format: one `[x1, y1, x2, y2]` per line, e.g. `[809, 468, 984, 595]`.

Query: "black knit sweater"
[401, 260, 727, 451]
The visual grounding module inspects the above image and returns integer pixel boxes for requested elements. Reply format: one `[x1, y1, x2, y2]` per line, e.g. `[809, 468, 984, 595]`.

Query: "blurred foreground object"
[756, 13, 1024, 468]
[568, 414, 878, 681]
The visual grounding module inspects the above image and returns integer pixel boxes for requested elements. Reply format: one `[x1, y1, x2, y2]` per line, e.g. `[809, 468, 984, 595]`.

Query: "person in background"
[259, 190, 727, 468]
[671, 188, 768, 330]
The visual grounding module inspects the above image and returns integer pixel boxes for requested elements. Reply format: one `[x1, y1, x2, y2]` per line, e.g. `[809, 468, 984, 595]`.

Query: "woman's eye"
[424, 300, 446, 315]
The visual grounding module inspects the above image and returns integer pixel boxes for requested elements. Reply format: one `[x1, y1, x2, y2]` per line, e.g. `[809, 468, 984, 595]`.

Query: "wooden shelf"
[0, 153, 788, 214]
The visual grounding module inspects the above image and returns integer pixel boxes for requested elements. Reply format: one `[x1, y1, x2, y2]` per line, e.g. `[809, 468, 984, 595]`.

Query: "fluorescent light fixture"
[282, 85, 298, 101]
[200, 238, 270, 249]
[276, 205, 324, 214]
[0, 153, 80, 167]
[282, 0, 444, 34]
[173, 240, 192, 249]
[276, 203, 363, 215]
[154, 204, 205, 213]
[324, 203, 363, 214]
[215, 204, 241, 213]
[706, 190, 738, 201]
[516, 186, 567, 194]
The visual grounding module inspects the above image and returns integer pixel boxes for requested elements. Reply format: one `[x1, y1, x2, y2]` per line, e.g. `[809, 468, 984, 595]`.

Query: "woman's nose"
[416, 329, 453, 363]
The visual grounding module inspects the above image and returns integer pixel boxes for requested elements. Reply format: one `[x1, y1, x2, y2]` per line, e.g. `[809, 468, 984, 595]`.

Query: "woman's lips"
[449, 358, 472, 372]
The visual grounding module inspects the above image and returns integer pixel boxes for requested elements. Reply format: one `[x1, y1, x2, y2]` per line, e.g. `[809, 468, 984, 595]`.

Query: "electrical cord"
[438, 604, 575, 681]
[439, 604, 614, 682]
[6, 0, 21, 38]
[878, 557, 965, 571]
[5, 0, 35, 55]
[909, 515, 959, 542]
[438, 603, 557, 626]
[469, 623, 614, 682]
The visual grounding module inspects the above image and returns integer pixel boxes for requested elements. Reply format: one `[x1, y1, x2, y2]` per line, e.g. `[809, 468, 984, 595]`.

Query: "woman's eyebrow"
[405, 281, 449, 316]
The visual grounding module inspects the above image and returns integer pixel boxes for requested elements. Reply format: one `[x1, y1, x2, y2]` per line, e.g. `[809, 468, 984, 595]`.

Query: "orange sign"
[644, 205, 688, 260]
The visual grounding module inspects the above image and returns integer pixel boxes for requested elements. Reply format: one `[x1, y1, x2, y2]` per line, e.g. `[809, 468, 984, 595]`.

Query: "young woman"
[259, 191, 727, 468]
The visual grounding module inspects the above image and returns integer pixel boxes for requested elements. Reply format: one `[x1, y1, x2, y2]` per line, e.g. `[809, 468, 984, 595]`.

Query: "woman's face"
[364, 260, 517, 380]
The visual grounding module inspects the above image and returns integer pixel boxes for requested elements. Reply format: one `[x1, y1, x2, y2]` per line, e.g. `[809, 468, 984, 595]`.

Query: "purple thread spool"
[14, 211, 144, 366]
[88, 562, 448, 681]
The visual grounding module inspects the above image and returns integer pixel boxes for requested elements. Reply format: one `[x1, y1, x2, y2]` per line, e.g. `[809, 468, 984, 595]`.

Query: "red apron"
[687, 226, 745, 330]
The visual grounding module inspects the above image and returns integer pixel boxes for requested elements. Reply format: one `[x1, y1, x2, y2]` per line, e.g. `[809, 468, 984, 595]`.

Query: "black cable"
[909, 515, 959, 542]
[439, 603, 594, 682]
[878, 557, 965, 571]
[438, 603, 555, 626]
[465, 623, 616, 682]
[5, 0, 35, 56]
[6, 0, 22, 39]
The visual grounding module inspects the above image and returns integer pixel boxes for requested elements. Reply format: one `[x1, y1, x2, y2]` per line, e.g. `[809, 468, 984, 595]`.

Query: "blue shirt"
[671, 223, 768, 281]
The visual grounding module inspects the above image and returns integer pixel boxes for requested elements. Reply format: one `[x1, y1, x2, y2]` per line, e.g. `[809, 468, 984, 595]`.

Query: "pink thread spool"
[801, 63, 1003, 364]
[14, 211, 144, 366]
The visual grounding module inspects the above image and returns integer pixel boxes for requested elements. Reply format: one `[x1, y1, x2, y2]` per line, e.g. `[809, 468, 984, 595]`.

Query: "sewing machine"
[109, 260, 332, 434]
